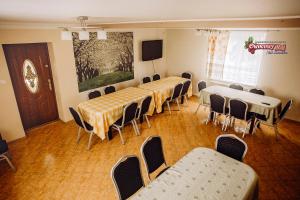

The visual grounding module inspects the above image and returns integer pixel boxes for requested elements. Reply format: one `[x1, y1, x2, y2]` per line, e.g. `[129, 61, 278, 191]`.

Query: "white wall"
[0, 29, 167, 141]
[166, 29, 300, 121]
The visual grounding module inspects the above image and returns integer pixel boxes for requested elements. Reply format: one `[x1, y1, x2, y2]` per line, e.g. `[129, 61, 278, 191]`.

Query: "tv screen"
[142, 40, 163, 61]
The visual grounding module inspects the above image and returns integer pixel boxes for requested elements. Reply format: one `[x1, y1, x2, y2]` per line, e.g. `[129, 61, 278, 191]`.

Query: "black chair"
[111, 155, 144, 200]
[229, 84, 243, 91]
[104, 86, 116, 94]
[136, 96, 152, 128]
[69, 107, 95, 150]
[0, 137, 16, 171]
[195, 80, 208, 114]
[209, 94, 228, 129]
[152, 74, 160, 81]
[215, 134, 248, 161]
[112, 102, 139, 144]
[181, 72, 192, 79]
[165, 83, 183, 114]
[225, 99, 253, 137]
[254, 99, 293, 139]
[88, 90, 101, 99]
[249, 88, 265, 96]
[180, 80, 191, 104]
[141, 136, 169, 180]
[142, 77, 151, 84]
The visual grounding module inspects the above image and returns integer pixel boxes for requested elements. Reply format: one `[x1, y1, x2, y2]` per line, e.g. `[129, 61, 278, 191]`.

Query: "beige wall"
[0, 29, 167, 141]
[166, 29, 300, 121]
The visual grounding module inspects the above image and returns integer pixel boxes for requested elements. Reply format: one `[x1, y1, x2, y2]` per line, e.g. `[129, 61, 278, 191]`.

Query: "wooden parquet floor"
[0, 97, 300, 200]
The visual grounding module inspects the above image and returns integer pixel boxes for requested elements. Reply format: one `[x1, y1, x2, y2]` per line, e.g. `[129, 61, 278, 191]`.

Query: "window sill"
[208, 79, 256, 91]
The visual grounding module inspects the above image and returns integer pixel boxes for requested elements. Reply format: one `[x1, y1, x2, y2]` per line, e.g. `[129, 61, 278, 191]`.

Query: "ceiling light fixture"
[61, 28, 72, 40]
[97, 30, 107, 40]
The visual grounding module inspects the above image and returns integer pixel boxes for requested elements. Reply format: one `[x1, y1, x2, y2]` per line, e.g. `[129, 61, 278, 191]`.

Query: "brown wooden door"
[3, 43, 58, 130]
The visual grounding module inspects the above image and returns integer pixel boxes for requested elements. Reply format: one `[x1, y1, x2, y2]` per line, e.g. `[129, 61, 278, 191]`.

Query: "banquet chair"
[229, 84, 243, 91]
[0, 136, 16, 171]
[225, 99, 253, 138]
[180, 80, 191, 104]
[249, 88, 265, 96]
[181, 72, 192, 79]
[104, 85, 116, 94]
[165, 83, 183, 114]
[88, 90, 101, 99]
[142, 76, 151, 84]
[254, 99, 293, 139]
[195, 80, 208, 113]
[215, 134, 248, 161]
[208, 94, 228, 129]
[141, 136, 169, 180]
[152, 74, 160, 81]
[69, 107, 95, 150]
[136, 96, 152, 128]
[111, 155, 145, 200]
[112, 102, 140, 144]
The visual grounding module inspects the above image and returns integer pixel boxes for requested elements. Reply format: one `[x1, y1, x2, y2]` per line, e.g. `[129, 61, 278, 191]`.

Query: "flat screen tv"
[142, 40, 163, 61]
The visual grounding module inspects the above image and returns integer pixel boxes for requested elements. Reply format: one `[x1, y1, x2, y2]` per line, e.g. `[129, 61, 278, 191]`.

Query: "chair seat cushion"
[114, 117, 123, 126]
[246, 112, 254, 121]
[255, 113, 267, 121]
[166, 97, 171, 101]
[0, 140, 8, 154]
[84, 121, 93, 131]
[156, 166, 170, 178]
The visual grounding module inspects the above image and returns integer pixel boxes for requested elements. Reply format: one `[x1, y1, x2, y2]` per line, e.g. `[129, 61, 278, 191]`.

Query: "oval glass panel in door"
[23, 59, 39, 93]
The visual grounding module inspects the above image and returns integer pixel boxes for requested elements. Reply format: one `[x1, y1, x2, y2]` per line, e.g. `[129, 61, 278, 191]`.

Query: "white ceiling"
[0, 0, 300, 25]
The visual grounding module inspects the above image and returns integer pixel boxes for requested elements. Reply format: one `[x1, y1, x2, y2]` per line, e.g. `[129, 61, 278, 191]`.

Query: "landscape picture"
[72, 32, 134, 92]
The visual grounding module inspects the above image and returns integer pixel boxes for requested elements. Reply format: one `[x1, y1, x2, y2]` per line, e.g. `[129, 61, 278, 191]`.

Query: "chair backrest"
[249, 88, 265, 96]
[181, 80, 191, 96]
[171, 83, 183, 100]
[229, 99, 248, 120]
[152, 74, 160, 81]
[198, 80, 206, 92]
[0, 139, 9, 154]
[279, 99, 293, 121]
[229, 84, 243, 91]
[105, 86, 116, 94]
[141, 136, 166, 175]
[69, 107, 84, 128]
[215, 134, 248, 161]
[122, 102, 138, 125]
[210, 94, 226, 114]
[142, 77, 151, 84]
[111, 155, 144, 200]
[88, 90, 101, 99]
[181, 72, 192, 79]
[139, 96, 152, 116]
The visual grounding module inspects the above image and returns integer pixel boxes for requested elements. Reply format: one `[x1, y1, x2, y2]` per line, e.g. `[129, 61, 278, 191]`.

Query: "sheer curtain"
[207, 31, 266, 86]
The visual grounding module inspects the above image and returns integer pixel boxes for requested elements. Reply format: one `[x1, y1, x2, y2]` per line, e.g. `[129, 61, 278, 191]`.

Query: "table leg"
[108, 126, 113, 140]
[249, 116, 255, 134]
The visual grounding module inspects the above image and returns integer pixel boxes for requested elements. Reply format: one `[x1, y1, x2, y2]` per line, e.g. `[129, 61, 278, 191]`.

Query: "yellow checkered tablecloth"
[77, 87, 155, 140]
[138, 76, 192, 113]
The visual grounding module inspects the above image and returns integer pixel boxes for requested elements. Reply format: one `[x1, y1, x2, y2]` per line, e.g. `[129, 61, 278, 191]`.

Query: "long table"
[138, 76, 193, 113]
[199, 85, 281, 132]
[131, 147, 258, 200]
[77, 87, 155, 140]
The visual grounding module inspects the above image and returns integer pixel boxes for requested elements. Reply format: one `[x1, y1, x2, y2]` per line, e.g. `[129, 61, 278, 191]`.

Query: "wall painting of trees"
[72, 32, 134, 92]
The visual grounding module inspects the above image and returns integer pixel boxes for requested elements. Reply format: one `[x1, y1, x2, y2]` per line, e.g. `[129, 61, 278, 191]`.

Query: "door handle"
[48, 79, 52, 91]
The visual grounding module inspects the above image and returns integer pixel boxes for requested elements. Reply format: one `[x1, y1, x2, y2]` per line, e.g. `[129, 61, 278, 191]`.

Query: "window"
[207, 31, 266, 86]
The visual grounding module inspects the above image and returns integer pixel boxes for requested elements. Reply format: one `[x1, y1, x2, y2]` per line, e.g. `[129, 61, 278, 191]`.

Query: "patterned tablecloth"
[138, 76, 193, 113]
[131, 147, 258, 200]
[77, 87, 155, 140]
[199, 85, 281, 124]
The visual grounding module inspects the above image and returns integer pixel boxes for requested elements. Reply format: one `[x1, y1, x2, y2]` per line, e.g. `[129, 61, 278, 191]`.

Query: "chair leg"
[87, 132, 94, 150]
[184, 95, 188, 104]
[116, 127, 125, 144]
[167, 101, 171, 114]
[274, 124, 279, 140]
[134, 120, 141, 135]
[131, 121, 139, 136]
[176, 99, 180, 111]
[145, 115, 151, 128]
[195, 103, 201, 114]
[1, 153, 16, 171]
[77, 127, 82, 143]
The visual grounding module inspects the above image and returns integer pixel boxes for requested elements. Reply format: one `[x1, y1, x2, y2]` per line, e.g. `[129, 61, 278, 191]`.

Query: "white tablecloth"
[200, 85, 281, 124]
[131, 147, 258, 200]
